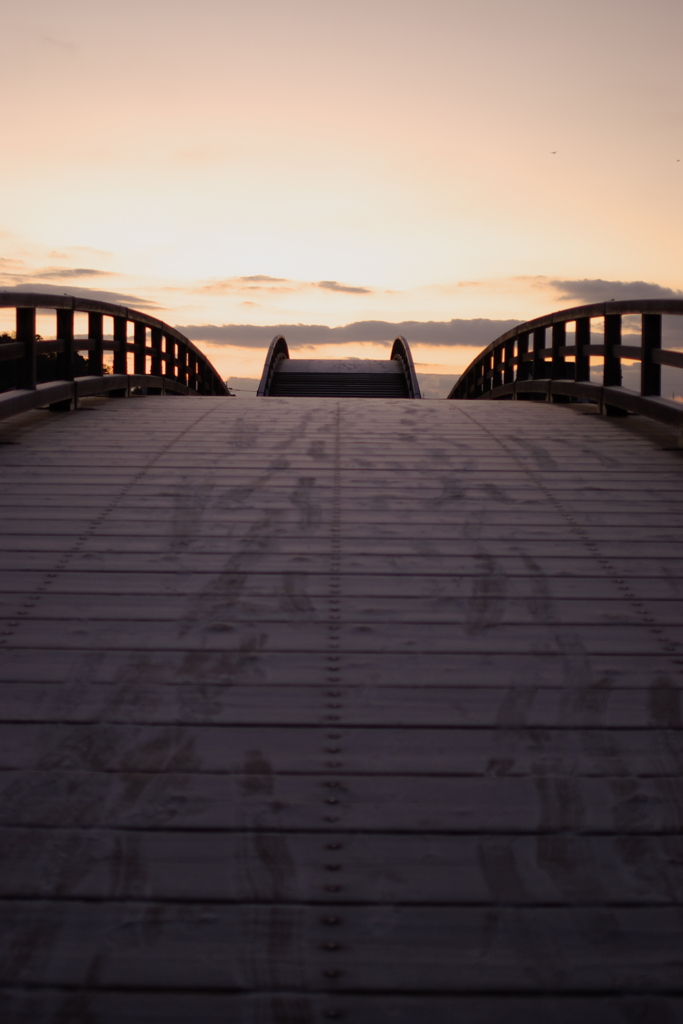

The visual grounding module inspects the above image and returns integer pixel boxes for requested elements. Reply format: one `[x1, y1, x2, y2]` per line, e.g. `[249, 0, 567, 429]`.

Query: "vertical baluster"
[503, 337, 515, 385]
[532, 328, 546, 379]
[492, 346, 502, 389]
[178, 343, 187, 385]
[113, 317, 127, 375]
[603, 314, 621, 387]
[151, 328, 162, 377]
[641, 313, 662, 396]
[516, 331, 530, 382]
[574, 317, 590, 382]
[603, 313, 628, 415]
[88, 312, 103, 376]
[162, 335, 172, 379]
[134, 322, 146, 376]
[56, 308, 74, 381]
[16, 307, 37, 390]
[551, 322, 566, 379]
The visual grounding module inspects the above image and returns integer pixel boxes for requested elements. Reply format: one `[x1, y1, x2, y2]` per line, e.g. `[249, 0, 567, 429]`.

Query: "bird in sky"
[551, 151, 557, 154]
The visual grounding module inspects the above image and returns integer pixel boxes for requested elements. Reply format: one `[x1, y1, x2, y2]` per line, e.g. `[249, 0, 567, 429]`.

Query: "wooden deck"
[0, 395, 682, 1022]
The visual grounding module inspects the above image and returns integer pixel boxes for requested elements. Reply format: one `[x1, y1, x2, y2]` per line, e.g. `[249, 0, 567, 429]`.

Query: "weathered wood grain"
[0, 901, 681, 991]
[0, 681, 680, 725]
[3, 828, 682, 904]
[0, 723, 680, 775]
[1, 770, 681, 832]
[0, 395, 682, 1019]
[2, 990, 681, 1024]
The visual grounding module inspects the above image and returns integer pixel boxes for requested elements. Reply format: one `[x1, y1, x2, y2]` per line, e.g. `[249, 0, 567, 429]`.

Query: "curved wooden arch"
[256, 335, 289, 396]
[0, 292, 230, 421]
[257, 334, 421, 398]
[447, 298, 683, 437]
[391, 335, 422, 398]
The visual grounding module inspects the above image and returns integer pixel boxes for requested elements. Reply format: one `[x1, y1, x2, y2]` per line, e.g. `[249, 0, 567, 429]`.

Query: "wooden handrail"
[447, 299, 683, 437]
[0, 292, 230, 401]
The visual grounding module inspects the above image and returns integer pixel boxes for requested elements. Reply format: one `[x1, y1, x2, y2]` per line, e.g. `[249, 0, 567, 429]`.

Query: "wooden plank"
[2, 593, 682, 625]
[0, 647, 680, 689]
[0, 619, 677, 654]
[1, 570, 683, 601]
[0, 682, 680, 726]
[3, 536, 683, 561]
[0, 901, 680, 991]
[2, 990, 680, 1024]
[0, 551, 682, 576]
[3, 828, 682, 904]
[0, 770, 681, 832]
[0, 723, 680, 775]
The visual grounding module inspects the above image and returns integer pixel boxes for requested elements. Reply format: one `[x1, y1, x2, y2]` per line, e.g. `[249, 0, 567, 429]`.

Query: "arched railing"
[257, 333, 422, 398]
[0, 293, 230, 420]
[391, 335, 422, 399]
[447, 299, 683, 434]
[256, 335, 289, 396]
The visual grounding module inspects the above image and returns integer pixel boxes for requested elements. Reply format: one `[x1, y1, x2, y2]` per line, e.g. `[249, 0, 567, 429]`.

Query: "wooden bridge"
[0, 296, 682, 1022]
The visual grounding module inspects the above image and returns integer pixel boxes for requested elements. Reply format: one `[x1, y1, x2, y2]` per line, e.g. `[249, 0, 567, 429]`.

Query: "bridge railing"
[0, 293, 230, 420]
[447, 299, 683, 435]
[256, 335, 289, 396]
[391, 336, 422, 399]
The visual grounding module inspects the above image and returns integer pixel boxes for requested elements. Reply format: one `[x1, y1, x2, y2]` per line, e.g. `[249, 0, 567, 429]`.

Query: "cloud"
[550, 278, 683, 303]
[176, 318, 522, 348]
[241, 275, 288, 284]
[199, 275, 295, 295]
[0, 284, 159, 309]
[197, 275, 376, 295]
[32, 267, 113, 280]
[316, 280, 372, 295]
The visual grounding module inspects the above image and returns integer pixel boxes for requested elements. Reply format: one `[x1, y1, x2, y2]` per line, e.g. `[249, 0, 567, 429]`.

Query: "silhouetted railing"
[448, 299, 683, 434]
[257, 334, 422, 398]
[0, 293, 230, 419]
[257, 335, 289, 396]
[390, 336, 422, 398]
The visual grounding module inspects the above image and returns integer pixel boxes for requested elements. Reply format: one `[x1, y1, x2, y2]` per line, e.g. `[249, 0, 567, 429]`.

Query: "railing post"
[16, 307, 36, 390]
[56, 308, 74, 381]
[113, 316, 127, 375]
[492, 346, 502, 389]
[641, 313, 662, 396]
[516, 331, 530, 382]
[551, 322, 566, 379]
[574, 317, 590, 382]
[503, 338, 515, 385]
[603, 314, 621, 387]
[88, 312, 103, 376]
[151, 328, 162, 377]
[171, 338, 179, 380]
[162, 335, 172, 379]
[603, 313, 627, 416]
[532, 328, 546, 379]
[134, 322, 146, 376]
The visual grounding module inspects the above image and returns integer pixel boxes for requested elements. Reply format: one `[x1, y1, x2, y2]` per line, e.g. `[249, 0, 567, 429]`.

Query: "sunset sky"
[2, 0, 682, 383]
